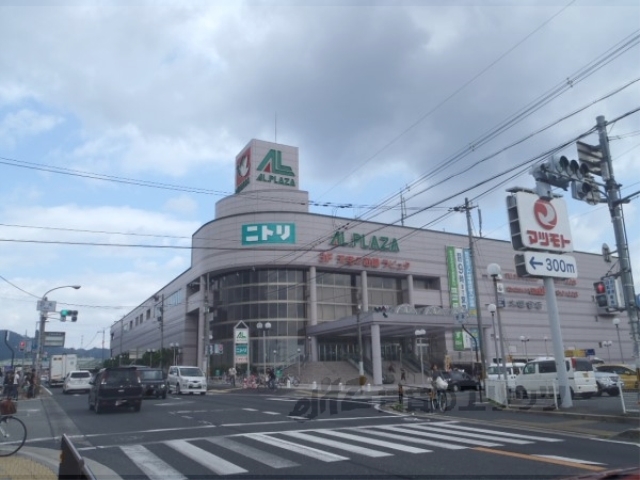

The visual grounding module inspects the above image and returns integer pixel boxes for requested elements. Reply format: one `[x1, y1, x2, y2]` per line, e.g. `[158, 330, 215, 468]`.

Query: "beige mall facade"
[111, 139, 632, 384]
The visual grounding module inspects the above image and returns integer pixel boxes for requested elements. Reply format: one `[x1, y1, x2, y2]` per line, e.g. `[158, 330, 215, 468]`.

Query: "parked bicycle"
[0, 398, 26, 456]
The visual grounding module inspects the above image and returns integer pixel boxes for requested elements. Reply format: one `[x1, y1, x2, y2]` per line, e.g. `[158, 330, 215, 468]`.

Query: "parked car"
[486, 363, 525, 392]
[135, 367, 167, 399]
[88, 366, 143, 414]
[62, 370, 92, 394]
[167, 365, 207, 395]
[594, 364, 638, 390]
[442, 370, 481, 392]
[592, 367, 622, 396]
[514, 357, 597, 399]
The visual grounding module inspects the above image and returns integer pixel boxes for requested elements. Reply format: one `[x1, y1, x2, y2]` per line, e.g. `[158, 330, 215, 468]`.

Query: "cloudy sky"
[0, 1, 638, 353]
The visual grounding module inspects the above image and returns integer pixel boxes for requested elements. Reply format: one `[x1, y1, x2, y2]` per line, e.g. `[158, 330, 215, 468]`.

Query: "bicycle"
[0, 400, 27, 456]
[425, 378, 448, 413]
[430, 388, 448, 413]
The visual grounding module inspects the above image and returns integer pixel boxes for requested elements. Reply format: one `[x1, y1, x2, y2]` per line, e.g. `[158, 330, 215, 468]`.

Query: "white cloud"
[0, 109, 63, 147]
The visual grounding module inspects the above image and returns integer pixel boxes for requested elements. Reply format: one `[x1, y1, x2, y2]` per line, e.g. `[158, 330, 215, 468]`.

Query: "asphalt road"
[29, 388, 639, 479]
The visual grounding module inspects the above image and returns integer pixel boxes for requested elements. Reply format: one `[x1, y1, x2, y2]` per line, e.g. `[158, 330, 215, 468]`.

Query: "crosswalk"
[112, 421, 564, 478]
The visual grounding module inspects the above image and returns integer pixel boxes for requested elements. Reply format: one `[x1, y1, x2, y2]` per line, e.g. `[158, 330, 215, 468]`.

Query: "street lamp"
[519, 336, 530, 361]
[487, 304, 501, 379]
[146, 348, 155, 367]
[297, 348, 301, 377]
[487, 263, 508, 399]
[36, 285, 81, 385]
[613, 318, 625, 363]
[543, 336, 550, 357]
[602, 340, 612, 362]
[415, 329, 426, 385]
[273, 349, 277, 374]
[169, 342, 180, 365]
[256, 322, 271, 375]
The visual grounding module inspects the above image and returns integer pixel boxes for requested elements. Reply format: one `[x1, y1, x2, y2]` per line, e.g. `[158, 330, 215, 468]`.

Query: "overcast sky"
[0, 1, 638, 353]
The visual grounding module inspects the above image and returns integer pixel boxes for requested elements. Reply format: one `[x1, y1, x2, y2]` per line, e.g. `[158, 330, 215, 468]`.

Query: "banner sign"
[446, 246, 478, 317]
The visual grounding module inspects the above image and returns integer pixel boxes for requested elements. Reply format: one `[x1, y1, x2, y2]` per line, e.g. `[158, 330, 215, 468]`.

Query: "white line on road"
[120, 444, 187, 480]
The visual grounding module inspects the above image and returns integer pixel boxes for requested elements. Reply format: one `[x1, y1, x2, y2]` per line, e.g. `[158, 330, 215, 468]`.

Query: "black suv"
[135, 367, 168, 399]
[88, 367, 143, 414]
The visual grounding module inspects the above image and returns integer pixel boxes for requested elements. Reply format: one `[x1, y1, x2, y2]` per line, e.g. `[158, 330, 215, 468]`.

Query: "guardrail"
[59, 433, 97, 480]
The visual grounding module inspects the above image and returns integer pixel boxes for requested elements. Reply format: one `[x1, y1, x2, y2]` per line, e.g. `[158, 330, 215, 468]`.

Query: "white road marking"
[439, 422, 564, 442]
[534, 455, 606, 465]
[120, 444, 187, 480]
[166, 439, 247, 475]
[206, 437, 299, 469]
[245, 433, 348, 462]
[315, 429, 430, 453]
[282, 431, 392, 458]
[406, 424, 533, 445]
[365, 425, 501, 447]
[355, 427, 467, 450]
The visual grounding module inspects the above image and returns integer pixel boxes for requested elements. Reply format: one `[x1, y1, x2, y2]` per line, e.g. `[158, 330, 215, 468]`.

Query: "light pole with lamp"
[487, 304, 502, 379]
[543, 336, 549, 357]
[487, 264, 509, 400]
[36, 285, 81, 386]
[613, 318, 625, 363]
[273, 349, 277, 375]
[519, 336, 530, 362]
[415, 329, 426, 385]
[146, 349, 155, 367]
[169, 342, 180, 365]
[256, 322, 271, 375]
[602, 341, 612, 362]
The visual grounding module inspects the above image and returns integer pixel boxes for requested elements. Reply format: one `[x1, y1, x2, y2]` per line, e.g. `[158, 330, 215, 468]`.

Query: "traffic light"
[593, 281, 608, 308]
[571, 177, 602, 205]
[60, 309, 78, 321]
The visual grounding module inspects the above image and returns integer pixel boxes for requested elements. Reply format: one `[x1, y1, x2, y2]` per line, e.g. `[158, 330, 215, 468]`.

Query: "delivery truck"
[49, 354, 78, 387]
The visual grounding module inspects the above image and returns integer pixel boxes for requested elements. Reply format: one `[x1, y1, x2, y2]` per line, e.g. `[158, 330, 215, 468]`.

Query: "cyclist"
[267, 368, 276, 390]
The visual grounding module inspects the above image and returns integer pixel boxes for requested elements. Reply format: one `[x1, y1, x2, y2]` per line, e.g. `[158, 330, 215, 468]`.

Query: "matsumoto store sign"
[329, 231, 400, 252]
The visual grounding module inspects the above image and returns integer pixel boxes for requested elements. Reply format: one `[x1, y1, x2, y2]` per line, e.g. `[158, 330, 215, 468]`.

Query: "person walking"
[400, 368, 406, 382]
[228, 366, 237, 387]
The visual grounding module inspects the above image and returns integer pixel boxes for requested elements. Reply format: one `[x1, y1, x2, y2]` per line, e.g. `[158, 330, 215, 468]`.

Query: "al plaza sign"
[329, 231, 400, 252]
[235, 140, 298, 194]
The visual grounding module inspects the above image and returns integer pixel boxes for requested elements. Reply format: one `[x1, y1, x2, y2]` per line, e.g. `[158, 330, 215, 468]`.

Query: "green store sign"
[329, 231, 400, 252]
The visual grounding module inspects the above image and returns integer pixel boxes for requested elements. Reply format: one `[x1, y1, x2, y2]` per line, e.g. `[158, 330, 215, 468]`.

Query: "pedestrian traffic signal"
[593, 282, 608, 308]
[70, 310, 78, 322]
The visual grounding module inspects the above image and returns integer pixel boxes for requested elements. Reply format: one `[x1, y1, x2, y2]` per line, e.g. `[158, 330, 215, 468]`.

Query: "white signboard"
[233, 323, 249, 365]
[511, 192, 573, 253]
[515, 252, 578, 279]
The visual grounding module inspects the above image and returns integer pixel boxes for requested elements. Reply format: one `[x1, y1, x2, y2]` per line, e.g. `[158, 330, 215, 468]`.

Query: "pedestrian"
[400, 368, 406, 382]
[398, 383, 404, 407]
[228, 366, 237, 387]
[12, 370, 20, 400]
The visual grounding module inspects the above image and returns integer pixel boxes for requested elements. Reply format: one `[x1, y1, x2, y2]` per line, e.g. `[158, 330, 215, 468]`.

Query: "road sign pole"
[534, 182, 573, 408]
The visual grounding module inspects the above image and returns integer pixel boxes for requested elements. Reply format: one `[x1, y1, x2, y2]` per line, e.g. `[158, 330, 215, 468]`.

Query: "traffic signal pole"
[596, 115, 640, 376]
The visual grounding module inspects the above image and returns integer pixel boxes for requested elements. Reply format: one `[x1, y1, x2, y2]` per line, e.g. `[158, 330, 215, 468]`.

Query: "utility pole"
[596, 115, 640, 379]
[453, 198, 487, 396]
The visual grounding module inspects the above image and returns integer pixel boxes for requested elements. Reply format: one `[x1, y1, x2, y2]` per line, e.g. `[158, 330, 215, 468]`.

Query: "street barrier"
[59, 433, 97, 480]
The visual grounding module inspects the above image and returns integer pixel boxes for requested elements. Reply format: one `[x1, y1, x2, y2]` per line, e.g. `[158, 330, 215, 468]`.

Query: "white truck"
[49, 354, 78, 387]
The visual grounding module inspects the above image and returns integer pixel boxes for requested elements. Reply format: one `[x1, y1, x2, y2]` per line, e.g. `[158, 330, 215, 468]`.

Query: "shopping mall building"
[110, 139, 632, 383]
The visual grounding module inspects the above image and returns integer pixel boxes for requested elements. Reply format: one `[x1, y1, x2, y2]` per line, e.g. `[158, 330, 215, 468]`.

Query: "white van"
[486, 363, 525, 391]
[167, 366, 207, 395]
[514, 357, 597, 399]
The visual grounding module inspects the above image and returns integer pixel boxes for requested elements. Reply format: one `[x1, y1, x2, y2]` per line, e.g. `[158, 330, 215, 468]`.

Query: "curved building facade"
[111, 139, 631, 383]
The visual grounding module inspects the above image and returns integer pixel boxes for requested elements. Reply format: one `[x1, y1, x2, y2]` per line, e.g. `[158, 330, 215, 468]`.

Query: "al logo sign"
[235, 148, 251, 194]
[257, 149, 296, 187]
